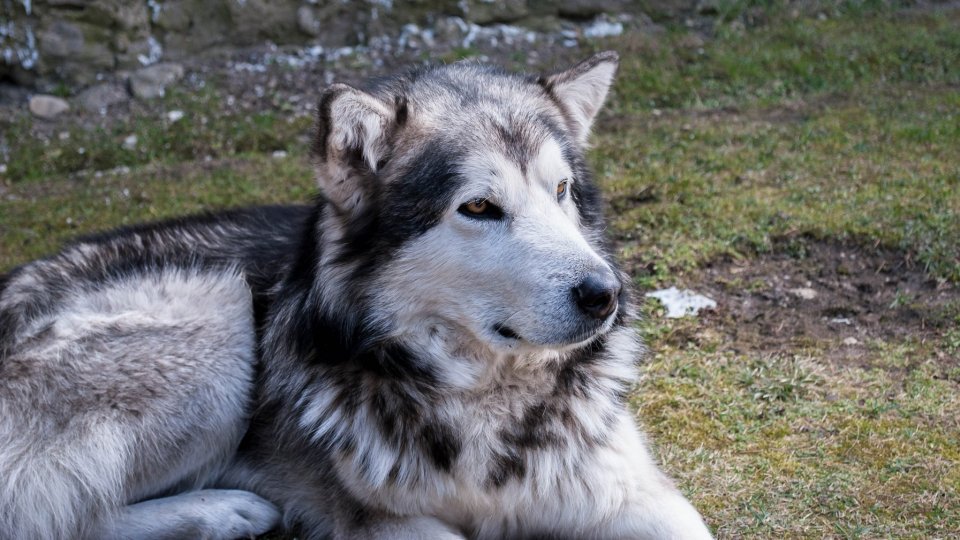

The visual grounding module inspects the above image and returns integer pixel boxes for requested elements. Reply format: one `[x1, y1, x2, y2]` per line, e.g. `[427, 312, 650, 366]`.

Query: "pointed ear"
[541, 51, 619, 146]
[313, 83, 404, 213]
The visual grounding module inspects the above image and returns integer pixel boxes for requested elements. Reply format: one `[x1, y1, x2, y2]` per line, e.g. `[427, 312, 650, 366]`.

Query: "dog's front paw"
[99, 489, 281, 540]
[197, 489, 282, 538]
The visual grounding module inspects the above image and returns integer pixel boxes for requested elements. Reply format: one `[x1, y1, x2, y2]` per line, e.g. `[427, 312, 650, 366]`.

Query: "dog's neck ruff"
[277, 318, 642, 513]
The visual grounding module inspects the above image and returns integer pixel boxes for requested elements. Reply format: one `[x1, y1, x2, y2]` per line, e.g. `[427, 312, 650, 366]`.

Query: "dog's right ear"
[540, 51, 619, 147]
[313, 83, 400, 214]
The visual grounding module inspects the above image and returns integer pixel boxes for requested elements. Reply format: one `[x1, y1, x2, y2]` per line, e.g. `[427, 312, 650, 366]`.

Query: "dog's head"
[313, 52, 623, 355]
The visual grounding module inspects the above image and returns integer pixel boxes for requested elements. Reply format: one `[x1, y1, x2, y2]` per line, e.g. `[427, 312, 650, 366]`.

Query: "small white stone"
[583, 19, 623, 39]
[788, 287, 818, 300]
[271, 150, 288, 159]
[166, 110, 185, 123]
[829, 317, 852, 325]
[645, 287, 717, 318]
[122, 134, 138, 150]
[842, 337, 859, 346]
[130, 62, 184, 100]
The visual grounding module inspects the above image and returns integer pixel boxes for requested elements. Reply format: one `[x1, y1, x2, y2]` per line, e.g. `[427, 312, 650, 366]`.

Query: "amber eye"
[458, 198, 504, 220]
[464, 199, 488, 214]
[556, 180, 568, 201]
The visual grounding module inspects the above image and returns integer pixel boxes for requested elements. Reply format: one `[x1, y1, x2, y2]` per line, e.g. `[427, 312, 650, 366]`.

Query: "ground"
[1, 2, 958, 539]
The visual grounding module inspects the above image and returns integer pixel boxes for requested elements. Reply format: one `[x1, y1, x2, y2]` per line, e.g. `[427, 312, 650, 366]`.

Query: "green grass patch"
[598, 86, 960, 282]
[608, 7, 959, 111]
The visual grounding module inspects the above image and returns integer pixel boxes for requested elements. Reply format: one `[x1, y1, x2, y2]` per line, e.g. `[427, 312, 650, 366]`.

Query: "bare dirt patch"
[673, 237, 960, 366]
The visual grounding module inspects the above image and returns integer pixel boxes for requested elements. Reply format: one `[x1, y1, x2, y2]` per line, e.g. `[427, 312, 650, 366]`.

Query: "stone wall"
[1, 0, 690, 90]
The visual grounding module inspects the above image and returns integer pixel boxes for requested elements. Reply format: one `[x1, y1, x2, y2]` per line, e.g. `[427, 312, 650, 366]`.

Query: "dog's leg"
[605, 486, 714, 540]
[0, 268, 268, 539]
[93, 489, 279, 540]
[581, 415, 714, 540]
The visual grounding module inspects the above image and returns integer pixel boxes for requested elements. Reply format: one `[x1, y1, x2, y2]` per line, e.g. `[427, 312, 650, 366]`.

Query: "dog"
[0, 52, 713, 539]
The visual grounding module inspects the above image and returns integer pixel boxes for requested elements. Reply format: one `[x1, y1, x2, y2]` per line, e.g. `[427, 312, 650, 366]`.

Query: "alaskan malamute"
[0, 52, 713, 539]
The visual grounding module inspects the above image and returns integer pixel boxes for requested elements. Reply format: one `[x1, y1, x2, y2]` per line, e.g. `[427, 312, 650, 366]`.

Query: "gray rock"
[36, 20, 86, 59]
[460, 0, 530, 25]
[76, 83, 130, 113]
[697, 0, 720, 15]
[433, 17, 469, 43]
[541, 0, 630, 19]
[642, 0, 699, 22]
[100, 0, 151, 31]
[297, 6, 322, 37]
[35, 19, 115, 86]
[129, 62, 185, 99]
[0, 83, 31, 107]
[154, 2, 192, 32]
[115, 35, 161, 69]
[29, 94, 70, 119]
[227, 0, 302, 45]
[5, 0, 664, 90]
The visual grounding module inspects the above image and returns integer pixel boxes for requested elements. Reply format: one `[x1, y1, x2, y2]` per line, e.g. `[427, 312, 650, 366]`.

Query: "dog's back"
[0, 205, 310, 539]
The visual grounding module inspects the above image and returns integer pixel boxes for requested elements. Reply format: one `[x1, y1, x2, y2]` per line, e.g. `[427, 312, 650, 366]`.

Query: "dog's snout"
[573, 273, 620, 320]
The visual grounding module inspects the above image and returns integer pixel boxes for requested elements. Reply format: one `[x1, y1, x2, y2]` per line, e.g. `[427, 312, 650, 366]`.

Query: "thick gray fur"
[0, 53, 713, 539]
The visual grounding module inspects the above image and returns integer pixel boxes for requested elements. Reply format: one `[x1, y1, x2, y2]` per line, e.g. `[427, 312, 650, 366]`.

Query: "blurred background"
[1, 1, 958, 538]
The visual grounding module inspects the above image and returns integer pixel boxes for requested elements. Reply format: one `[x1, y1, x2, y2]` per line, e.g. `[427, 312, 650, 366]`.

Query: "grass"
[1, 4, 958, 539]
[597, 86, 960, 283]
[1, 85, 311, 184]
[0, 157, 315, 269]
[612, 2, 959, 112]
[635, 303, 959, 538]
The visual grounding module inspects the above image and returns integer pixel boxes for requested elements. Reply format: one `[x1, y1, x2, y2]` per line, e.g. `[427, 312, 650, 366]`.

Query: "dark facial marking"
[394, 95, 408, 127]
[333, 139, 466, 281]
[313, 86, 343, 162]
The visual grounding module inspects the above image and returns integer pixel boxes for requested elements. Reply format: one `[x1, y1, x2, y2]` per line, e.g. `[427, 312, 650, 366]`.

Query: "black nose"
[573, 273, 621, 320]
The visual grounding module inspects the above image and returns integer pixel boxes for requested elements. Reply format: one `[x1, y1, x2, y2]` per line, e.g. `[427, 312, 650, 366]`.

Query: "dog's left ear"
[540, 51, 619, 146]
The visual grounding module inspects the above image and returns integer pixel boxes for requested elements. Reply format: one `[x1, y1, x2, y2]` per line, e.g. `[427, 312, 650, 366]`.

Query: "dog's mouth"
[492, 312, 616, 349]
[491, 317, 613, 350]
[493, 323, 522, 341]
